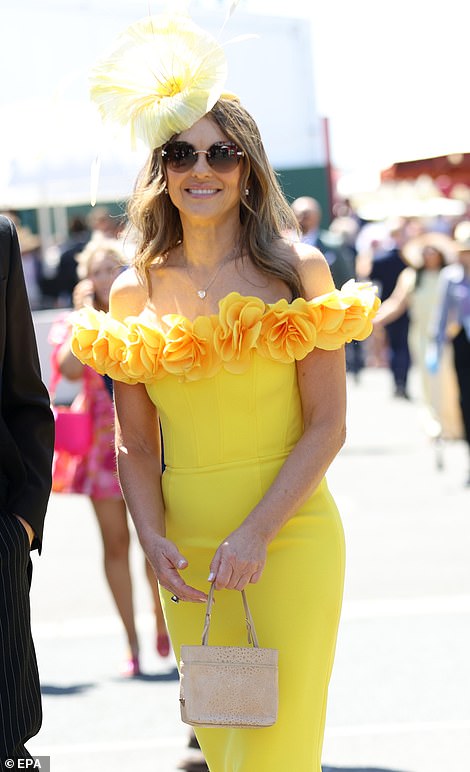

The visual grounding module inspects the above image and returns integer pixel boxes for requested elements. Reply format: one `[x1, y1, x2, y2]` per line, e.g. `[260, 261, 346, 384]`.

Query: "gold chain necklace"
[183, 246, 239, 300]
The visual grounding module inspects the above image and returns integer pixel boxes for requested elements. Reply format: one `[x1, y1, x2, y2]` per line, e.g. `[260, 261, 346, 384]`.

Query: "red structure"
[381, 153, 470, 196]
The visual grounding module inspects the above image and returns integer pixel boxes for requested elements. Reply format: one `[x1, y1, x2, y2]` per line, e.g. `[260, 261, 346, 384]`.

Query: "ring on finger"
[170, 595, 180, 604]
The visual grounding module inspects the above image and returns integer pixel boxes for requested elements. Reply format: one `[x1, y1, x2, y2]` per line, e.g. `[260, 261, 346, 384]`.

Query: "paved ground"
[27, 365, 470, 772]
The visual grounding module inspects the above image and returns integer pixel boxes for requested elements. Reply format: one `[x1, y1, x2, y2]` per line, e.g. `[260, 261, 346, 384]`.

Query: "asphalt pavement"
[27, 365, 470, 772]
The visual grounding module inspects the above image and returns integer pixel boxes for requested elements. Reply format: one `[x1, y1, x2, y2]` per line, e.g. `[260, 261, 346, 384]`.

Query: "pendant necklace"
[184, 246, 239, 300]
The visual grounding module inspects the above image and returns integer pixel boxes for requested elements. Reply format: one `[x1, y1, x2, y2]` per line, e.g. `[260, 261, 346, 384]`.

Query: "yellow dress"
[71, 282, 379, 772]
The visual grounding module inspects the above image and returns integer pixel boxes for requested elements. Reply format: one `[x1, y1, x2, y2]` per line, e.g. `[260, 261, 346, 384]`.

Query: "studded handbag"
[179, 584, 278, 728]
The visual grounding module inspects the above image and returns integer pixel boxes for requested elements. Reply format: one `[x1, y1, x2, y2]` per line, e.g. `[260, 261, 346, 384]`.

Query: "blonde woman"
[51, 237, 170, 675]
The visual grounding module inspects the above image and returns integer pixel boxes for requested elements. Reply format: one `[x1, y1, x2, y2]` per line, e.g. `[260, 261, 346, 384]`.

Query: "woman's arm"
[110, 272, 208, 603]
[56, 280, 96, 380]
[372, 267, 415, 327]
[209, 244, 346, 590]
[57, 337, 84, 380]
[209, 347, 346, 590]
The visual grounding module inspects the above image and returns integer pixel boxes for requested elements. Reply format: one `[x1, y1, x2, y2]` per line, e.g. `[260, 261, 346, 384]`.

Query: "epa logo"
[4, 759, 49, 770]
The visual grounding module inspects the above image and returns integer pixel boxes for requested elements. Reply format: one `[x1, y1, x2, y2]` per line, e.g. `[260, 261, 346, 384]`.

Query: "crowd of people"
[289, 198, 470, 484]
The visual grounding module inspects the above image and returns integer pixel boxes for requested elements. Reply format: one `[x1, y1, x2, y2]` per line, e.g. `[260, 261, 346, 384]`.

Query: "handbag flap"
[181, 644, 277, 666]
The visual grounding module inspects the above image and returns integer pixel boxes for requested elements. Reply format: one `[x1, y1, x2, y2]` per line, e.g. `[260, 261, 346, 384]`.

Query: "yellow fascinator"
[90, 14, 229, 150]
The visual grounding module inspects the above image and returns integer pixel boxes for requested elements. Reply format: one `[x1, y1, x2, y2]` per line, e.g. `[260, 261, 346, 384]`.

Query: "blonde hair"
[126, 98, 302, 298]
[76, 236, 128, 280]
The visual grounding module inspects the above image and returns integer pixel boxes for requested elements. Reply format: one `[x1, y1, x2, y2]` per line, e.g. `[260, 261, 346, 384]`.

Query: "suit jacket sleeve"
[0, 216, 54, 552]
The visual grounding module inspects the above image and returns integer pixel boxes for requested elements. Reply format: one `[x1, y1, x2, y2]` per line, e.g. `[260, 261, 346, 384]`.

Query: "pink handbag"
[53, 398, 93, 455]
[50, 364, 93, 457]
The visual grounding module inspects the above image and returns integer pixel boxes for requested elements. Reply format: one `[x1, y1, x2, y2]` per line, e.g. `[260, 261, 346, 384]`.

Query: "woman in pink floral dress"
[50, 236, 170, 675]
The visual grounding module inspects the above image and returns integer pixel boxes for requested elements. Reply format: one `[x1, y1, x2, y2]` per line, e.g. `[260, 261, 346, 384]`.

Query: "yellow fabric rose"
[258, 297, 317, 363]
[91, 316, 134, 382]
[214, 293, 265, 374]
[125, 319, 166, 382]
[313, 281, 381, 350]
[70, 307, 104, 368]
[71, 308, 137, 384]
[162, 314, 219, 380]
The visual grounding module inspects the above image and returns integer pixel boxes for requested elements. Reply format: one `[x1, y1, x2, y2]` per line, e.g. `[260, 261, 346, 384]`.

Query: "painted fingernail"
[208, 572, 215, 582]
[177, 559, 187, 568]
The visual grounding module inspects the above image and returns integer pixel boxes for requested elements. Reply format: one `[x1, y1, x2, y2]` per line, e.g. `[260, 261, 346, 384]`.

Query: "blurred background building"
[1, 0, 469, 261]
[1, 0, 332, 244]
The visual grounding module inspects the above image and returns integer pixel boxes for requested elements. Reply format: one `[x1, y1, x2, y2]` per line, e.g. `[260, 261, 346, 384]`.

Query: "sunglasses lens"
[163, 142, 243, 172]
[164, 143, 196, 171]
[208, 143, 242, 171]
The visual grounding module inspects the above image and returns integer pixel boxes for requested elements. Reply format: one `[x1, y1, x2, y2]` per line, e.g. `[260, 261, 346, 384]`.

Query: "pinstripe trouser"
[0, 512, 41, 761]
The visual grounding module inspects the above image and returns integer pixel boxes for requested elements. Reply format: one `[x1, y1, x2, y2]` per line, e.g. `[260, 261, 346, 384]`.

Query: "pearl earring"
[164, 186, 169, 195]
[245, 188, 250, 196]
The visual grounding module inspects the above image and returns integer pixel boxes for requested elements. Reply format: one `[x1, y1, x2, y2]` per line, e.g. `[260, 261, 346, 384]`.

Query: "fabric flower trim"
[70, 282, 380, 383]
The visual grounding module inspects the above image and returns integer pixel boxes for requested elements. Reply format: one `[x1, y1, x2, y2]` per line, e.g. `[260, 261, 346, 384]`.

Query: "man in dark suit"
[0, 215, 54, 761]
[369, 222, 411, 398]
[291, 196, 354, 289]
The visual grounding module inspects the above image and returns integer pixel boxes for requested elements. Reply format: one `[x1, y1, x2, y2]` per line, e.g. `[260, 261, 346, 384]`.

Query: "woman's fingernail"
[208, 572, 215, 582]
[178, 559, 187, 569]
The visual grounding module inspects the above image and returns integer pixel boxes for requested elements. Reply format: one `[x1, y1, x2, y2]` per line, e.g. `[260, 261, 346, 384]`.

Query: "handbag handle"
[201, 584, 259, 648]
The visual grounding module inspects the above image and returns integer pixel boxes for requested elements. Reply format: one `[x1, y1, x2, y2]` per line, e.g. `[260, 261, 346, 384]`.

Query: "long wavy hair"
[126, 98, 302, 297]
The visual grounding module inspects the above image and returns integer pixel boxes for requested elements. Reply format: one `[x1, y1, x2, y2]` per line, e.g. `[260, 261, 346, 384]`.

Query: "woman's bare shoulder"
[109, 267, 147, 321]
[278, 238, 335, 298]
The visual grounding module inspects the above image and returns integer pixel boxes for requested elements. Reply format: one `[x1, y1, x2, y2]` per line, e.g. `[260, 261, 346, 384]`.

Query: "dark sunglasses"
[162, 141, 244, 173]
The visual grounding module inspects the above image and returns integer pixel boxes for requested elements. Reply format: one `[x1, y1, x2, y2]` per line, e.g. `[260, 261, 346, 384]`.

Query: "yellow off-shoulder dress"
[71, 281, 379, 772]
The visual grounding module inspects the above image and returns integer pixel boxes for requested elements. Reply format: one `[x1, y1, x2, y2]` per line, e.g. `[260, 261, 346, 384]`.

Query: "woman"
[373, 233, 462, 445]
[428, 225, 470, 485]
[71, 15, 379, 770]
[51, 237, 170, 676]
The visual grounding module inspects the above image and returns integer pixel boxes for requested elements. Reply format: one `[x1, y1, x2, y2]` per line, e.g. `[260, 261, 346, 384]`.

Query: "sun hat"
[402, 232, 457, 269]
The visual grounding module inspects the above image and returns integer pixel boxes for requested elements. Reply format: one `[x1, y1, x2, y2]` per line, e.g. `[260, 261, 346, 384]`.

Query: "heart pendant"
[197, 289, 207, 299]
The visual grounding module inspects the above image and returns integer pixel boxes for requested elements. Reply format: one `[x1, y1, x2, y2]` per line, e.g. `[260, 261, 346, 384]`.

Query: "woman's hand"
[14, 515, 34, 546]
[72, 279, 95, 310]
[425, 342, 440, 374]
[209, 526, 267, 591]
[145, 533, 208, 603]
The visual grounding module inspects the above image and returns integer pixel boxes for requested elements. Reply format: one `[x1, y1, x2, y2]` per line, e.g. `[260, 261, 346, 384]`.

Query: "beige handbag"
[179, 584, 278, 728]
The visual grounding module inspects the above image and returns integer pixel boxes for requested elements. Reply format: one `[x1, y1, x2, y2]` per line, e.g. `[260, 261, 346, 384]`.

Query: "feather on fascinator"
[90, 14, 230, 150]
